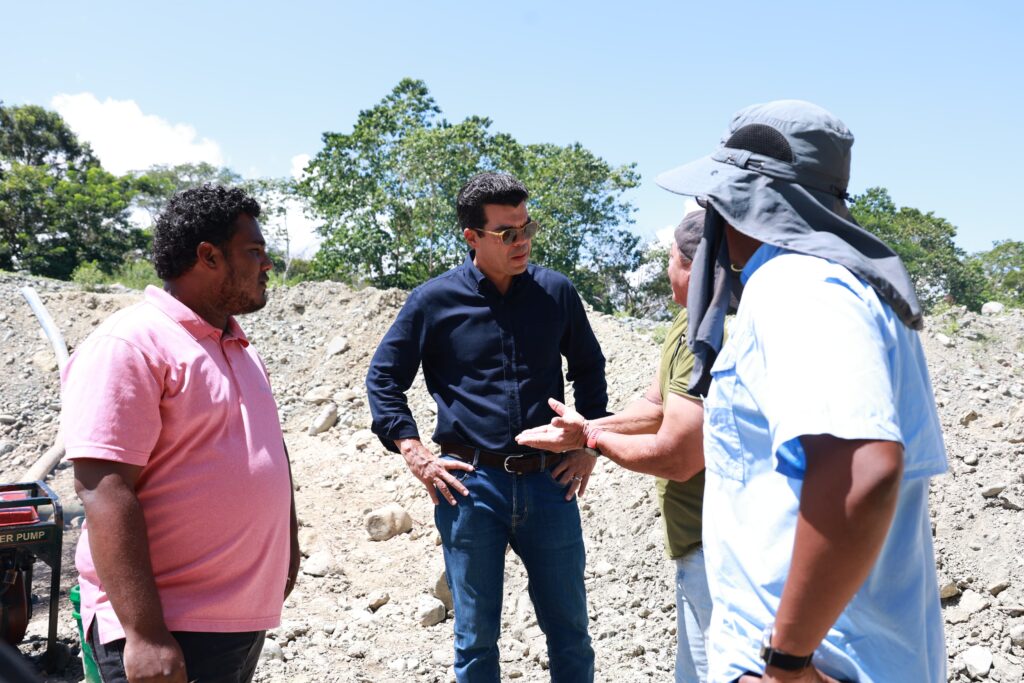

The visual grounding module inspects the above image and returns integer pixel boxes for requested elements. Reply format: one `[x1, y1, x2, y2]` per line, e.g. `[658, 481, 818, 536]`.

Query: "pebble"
[981, 483, 1008, 498]
[366, 590, 390, 612]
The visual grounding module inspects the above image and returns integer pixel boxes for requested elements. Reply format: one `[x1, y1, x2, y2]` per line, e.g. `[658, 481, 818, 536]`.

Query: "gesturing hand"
[515, 398, 588, 452]
[396, 438, 474, 505]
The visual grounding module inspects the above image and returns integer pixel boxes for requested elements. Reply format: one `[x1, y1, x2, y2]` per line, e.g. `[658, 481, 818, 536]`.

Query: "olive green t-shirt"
[655, 309, 705, 559]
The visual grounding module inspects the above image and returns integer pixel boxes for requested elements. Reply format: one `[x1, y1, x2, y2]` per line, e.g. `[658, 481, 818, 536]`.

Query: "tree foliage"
[299, 79, 640, 310]
[849, 187, 987, 311]
[131, 162, 242, 224]
[970, 240, 1024, 306]
[0, 102, 143, 279]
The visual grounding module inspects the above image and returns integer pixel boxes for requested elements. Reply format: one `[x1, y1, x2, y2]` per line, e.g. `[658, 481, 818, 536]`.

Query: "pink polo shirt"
[61, 286, 291, 644]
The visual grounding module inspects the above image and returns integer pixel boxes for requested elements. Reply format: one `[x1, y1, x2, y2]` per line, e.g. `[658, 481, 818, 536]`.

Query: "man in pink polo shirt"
[61, 184, 299, 683]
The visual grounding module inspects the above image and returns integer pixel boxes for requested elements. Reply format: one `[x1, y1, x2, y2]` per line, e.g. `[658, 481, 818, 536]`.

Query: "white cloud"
[655, 198, 703, 246]
[51, 93, 224, 175]
[290, 153, 311, 181]
[279, 153, 321, 259]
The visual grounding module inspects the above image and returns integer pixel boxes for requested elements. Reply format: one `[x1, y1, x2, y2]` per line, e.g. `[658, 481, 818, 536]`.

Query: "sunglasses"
[475, 221, 541, 245]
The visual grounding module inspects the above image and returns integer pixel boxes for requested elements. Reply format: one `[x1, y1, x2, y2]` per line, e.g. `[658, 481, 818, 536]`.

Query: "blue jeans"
[434, 456, 594, 683]
[674, 546, 712, 683]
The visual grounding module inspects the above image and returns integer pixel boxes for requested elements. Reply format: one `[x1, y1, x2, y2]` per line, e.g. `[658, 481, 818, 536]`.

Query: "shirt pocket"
[705, 346, 746, 483]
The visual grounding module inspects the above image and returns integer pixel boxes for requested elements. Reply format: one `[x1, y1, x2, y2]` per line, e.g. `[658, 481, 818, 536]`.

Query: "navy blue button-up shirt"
[367, 252, 608, 454]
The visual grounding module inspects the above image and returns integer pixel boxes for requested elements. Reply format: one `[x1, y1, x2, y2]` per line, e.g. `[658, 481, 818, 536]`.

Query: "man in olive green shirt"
[517, 210, 710, 682]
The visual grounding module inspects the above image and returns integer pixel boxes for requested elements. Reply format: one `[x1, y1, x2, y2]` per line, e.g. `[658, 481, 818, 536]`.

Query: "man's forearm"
[81, 482, 168, 638]
[592, 429, 702, 480]
[591, 396, 664, 436]
[771, 437, 904, 658]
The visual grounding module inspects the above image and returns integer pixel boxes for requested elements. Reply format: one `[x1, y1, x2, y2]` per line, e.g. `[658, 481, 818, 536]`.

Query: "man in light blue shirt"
[656, 101, 948, 682]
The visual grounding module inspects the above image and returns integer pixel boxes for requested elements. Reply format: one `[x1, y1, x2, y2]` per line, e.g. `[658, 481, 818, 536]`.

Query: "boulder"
[365, 503, 413, 541]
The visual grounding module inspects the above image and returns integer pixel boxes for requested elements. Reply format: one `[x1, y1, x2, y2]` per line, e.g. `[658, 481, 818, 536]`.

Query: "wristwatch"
[760, 625, 814, 671]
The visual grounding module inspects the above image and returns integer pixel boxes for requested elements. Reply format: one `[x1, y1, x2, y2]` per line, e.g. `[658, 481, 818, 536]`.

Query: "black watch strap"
[760, 626, 813, 671]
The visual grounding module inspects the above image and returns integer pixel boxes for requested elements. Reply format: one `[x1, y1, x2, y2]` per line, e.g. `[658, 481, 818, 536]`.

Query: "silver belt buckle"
[503, 454, 525, 473]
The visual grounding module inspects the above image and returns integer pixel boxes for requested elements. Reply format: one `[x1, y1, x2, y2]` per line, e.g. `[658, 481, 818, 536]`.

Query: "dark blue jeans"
[435, 455, 594, 682]
[88, 621, 265, 683]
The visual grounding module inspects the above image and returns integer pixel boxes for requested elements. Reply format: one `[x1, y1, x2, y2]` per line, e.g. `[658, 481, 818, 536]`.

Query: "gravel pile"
[2, 271, 1022, 682]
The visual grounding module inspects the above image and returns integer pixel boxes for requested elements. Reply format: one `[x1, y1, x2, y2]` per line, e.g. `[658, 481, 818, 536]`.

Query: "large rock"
[308, 403, 338, 435]
[303, 385, 334, 404]
[433, 571, 453, 611]
[301, 550, 334, 577]
[416, 596, 447, 627]
[365, 503, 413, 541]
[959, 589, 990, 614]
[259, 638, 285, 662]
[326, 335, 350, 356]
[962, 645, 992, 678]
[981, 301, 1005, 315]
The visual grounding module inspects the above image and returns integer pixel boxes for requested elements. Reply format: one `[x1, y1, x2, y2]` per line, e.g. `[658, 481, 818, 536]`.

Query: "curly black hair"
[456, 173, 529, 230]
[153, 184, 261, 280]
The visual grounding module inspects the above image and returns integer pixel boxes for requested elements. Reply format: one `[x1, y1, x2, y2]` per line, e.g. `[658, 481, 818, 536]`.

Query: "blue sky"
[3, 0, 1022, 254]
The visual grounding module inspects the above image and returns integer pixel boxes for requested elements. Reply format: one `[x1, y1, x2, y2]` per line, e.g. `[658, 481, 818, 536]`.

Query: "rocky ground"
[1, 270, 1023, 682]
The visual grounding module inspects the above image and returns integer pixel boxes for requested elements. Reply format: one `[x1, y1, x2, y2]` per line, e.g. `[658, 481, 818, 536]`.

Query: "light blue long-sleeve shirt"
[702, 245, 947, 683]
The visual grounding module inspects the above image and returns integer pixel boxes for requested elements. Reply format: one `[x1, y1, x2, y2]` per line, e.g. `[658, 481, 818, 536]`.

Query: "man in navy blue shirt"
[367, 172, 607, 682]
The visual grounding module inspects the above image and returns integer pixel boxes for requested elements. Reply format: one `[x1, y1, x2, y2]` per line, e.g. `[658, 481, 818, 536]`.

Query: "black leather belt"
[440, 442, 562, 474]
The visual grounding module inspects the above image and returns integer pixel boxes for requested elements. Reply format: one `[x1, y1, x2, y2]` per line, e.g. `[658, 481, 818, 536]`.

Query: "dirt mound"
[2, 271, 1022, 682]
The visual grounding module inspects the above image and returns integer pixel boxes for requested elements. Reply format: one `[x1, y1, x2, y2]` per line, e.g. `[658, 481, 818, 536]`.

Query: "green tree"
[0, 102, 143, 278]
[299, 79, 640, 308]
[849, 187, 987, 311]
[970, 240, 1024, 306]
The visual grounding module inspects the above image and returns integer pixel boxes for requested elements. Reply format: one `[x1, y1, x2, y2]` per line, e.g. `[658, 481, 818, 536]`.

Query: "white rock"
[1009, 623, 1024, 647]
[960, 589, 991, 614]
[326, 335, 350, 356]
[416, 596, 447, 627]
[260, 638, 285, 662]
[934, 332, 954, 348]
[987, 577, 1010, 596]
[365, 503, 413, 541]
[981, 301, 1005, 315]
[433, 571, 453, 611]
[960, 410, 980, 427]
[308, 403, 338, 434]
[963, 644, 992, 678]
[31, 350, 58, 372]
[303, 385, 334, 404]
[302, 550, 334, 577]
[432, 648, 454, 666]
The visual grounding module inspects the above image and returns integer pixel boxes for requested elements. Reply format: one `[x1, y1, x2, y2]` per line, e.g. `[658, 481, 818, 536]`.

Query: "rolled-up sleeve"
[366, 289, 426, 452]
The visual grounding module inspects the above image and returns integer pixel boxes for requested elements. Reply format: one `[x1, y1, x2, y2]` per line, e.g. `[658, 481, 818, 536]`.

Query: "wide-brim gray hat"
[656, 100, 923, 395]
